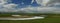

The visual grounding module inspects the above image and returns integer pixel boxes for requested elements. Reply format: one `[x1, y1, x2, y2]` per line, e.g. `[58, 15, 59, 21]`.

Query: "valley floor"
[0, 14, 60, 23]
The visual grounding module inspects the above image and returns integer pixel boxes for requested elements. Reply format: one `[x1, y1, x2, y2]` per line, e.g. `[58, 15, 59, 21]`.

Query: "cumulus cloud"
[0, 0, 60, 14]
[19, 7, 60, 13]
[0, 0, 18, 12]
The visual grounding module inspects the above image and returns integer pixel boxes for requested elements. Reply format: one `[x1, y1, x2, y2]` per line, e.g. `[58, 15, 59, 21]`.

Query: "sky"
[0, 0, 60, 13]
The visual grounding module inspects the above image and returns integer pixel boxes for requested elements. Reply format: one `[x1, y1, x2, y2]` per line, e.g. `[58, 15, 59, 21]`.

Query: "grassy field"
[0, 14, 60, 23]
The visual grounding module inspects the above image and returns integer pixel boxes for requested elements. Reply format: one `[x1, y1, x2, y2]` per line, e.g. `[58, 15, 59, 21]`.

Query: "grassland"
[0, 13, 60, 23]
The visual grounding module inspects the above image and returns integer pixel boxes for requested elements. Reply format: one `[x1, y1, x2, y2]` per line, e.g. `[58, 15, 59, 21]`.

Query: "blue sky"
[11, 0, 32, 4]
[11, 0, 40, 7]
[0, 0, 60, 13]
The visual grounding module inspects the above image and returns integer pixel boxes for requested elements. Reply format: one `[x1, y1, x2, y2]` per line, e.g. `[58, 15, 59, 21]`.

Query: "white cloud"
[0, 0, 60, 14]
[3, 4, 17, 9]
[17, 7, 60, 13]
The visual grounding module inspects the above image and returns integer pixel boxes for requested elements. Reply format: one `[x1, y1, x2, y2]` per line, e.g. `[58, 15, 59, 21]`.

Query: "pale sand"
[0, 16, 45, 20]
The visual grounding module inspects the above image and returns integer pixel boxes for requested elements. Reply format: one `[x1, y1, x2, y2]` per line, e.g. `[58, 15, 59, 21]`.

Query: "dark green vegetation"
[0, 13, 60, 17]
[0, 13, 60, 23]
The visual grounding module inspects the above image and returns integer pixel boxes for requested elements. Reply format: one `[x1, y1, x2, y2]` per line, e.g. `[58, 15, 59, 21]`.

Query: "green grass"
[0, 17, 60, 23]
[0, 14, 60, 23]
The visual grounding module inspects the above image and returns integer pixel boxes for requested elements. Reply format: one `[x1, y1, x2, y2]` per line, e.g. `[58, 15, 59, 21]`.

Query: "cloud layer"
[0, 0, 60, 13]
